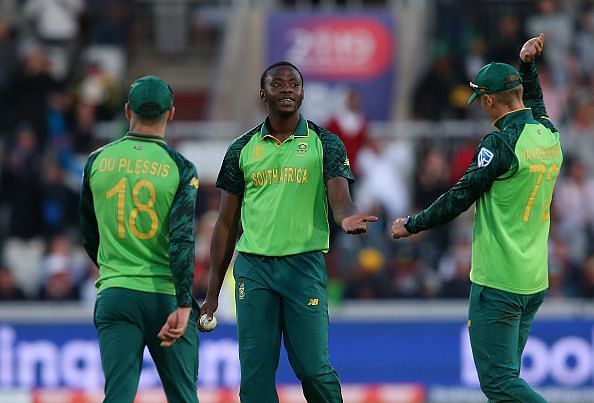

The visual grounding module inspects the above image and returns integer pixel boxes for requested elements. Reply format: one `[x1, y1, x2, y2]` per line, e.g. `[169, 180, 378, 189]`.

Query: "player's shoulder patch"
[477, 147, 494, 168]
[189, 177, 200, 189]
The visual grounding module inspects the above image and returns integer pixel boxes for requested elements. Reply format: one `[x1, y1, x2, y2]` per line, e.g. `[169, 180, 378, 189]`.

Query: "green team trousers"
[94, 287, 199, 403]
[234, 251, 343, 403]
[468, 283, 547, 403]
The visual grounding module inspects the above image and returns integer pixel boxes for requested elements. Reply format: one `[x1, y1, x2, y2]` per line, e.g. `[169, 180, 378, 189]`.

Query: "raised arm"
[519, 33, 556, 131]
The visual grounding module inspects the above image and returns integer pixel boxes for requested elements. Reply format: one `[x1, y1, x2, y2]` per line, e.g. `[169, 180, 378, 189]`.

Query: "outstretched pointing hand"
[341, 214, 378, 234]
[520, 33, 544, 63]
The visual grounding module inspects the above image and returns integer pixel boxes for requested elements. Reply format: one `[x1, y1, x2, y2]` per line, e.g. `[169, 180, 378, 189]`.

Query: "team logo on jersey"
[344, 158, 350, 167]
[477, 147, 494, 168]
[238, 281, 245, 300]
[134, 145, 144, 150]
[190, 177, 200, 189]
[297, 142, 308, 154]
[307, 298, 319, 306]
[253, 145, 264, 161]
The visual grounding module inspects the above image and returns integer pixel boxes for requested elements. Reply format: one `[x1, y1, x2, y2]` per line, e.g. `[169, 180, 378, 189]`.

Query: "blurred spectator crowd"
[0, 0, 131, 304]
[1, 0, 593, 305]
[330, 0, 594, 302]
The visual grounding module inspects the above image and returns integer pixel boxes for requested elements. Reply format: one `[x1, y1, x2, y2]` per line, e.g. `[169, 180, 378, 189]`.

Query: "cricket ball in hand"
[199, 314, 217, 331]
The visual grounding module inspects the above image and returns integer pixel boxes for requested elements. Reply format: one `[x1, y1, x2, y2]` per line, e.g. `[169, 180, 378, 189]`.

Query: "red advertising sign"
[285, 18, 393, 79]
[267, 12, 396, 120]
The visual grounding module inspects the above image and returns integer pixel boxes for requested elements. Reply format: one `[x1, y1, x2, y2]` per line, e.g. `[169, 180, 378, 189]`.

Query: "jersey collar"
[260, 115, 309, 141]
[493, 108, 533, 131]
[124, 131, 167, 145]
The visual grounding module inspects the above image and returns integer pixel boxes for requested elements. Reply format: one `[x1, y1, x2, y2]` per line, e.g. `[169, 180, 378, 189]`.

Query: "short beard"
[276, 108, 297, 118]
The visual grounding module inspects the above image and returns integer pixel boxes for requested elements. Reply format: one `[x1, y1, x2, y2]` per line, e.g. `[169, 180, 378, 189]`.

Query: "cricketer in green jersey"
[392, 34, 561, 403]
[199, 61, 378, 403]
[80, 76, 200, 403]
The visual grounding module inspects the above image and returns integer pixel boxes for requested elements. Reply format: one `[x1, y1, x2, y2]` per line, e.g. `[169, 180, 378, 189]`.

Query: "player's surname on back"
[97, 157, 171, 177]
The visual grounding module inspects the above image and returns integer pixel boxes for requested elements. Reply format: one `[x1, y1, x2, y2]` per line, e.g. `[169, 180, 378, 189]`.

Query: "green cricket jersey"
[405, 61, 562, 294]
[216, 116, 353, 256]
[80, 132, 199, 307]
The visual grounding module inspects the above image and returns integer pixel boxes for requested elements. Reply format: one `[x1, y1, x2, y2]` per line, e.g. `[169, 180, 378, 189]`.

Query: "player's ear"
[124, 103, 132, 120]
[168, 106, 175, 121]
[480, 94, 492, 109]
[259, 89, 266, 102]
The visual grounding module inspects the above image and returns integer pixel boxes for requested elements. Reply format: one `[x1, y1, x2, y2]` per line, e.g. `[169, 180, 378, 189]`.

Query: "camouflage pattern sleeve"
[519, 60, 557, 133]
[316, 125, 355, 183]
[215, 134, 251, 195]
[406, 133, 516, 234]
[79, 152, 100, 267]
[168, 151, 199, 307]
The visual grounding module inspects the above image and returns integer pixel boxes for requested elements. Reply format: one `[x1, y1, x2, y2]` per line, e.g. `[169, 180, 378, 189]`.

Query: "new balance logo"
[307, 298, 319, 306]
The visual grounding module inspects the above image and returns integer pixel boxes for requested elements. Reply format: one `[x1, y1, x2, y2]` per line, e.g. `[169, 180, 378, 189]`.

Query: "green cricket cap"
[128, 75, 173, 117]
[467, 62, 522, 105]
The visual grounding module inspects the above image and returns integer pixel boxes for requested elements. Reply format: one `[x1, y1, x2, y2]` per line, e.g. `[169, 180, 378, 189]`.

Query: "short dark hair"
[260, 61, 304, 89]
[134, 110, 169, 125]
[492, 79, 523, 107]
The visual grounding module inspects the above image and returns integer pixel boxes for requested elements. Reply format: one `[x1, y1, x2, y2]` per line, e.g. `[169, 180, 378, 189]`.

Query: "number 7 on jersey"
[522, 163, 559, 222]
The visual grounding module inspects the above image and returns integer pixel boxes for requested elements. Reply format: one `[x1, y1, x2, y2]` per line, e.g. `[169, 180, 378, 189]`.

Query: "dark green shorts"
[234, 252, 342, 403]
[94, 287, 199, 403]
[468, 283, 547, 403]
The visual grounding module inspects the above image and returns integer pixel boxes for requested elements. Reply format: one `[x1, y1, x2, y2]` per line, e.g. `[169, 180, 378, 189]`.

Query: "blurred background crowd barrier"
[1, 0, 594, 402]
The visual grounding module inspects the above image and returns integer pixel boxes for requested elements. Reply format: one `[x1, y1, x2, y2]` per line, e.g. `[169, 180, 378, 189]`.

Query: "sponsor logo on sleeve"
[477, 147, 494, 168]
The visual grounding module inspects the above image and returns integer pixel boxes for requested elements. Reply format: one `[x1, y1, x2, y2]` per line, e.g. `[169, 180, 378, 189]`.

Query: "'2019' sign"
[266, 12, 396, 121]
[285, 19, 392, 79]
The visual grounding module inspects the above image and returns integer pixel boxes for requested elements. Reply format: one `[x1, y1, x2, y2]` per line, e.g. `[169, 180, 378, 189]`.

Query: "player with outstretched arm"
[392, 34, 561, 403]
[199, 61, 377, 403]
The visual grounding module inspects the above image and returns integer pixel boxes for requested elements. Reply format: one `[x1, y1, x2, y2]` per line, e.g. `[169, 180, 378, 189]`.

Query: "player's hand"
[341, 214, 378, 234]
[520, 33, 544, 63]
[391, 217, 411, 239]
[198, 296, 218, 333]
[158, 306, 192, 347]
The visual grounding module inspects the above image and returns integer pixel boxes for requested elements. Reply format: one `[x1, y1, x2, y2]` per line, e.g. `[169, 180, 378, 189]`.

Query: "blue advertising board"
[0, 319, 592, 390]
